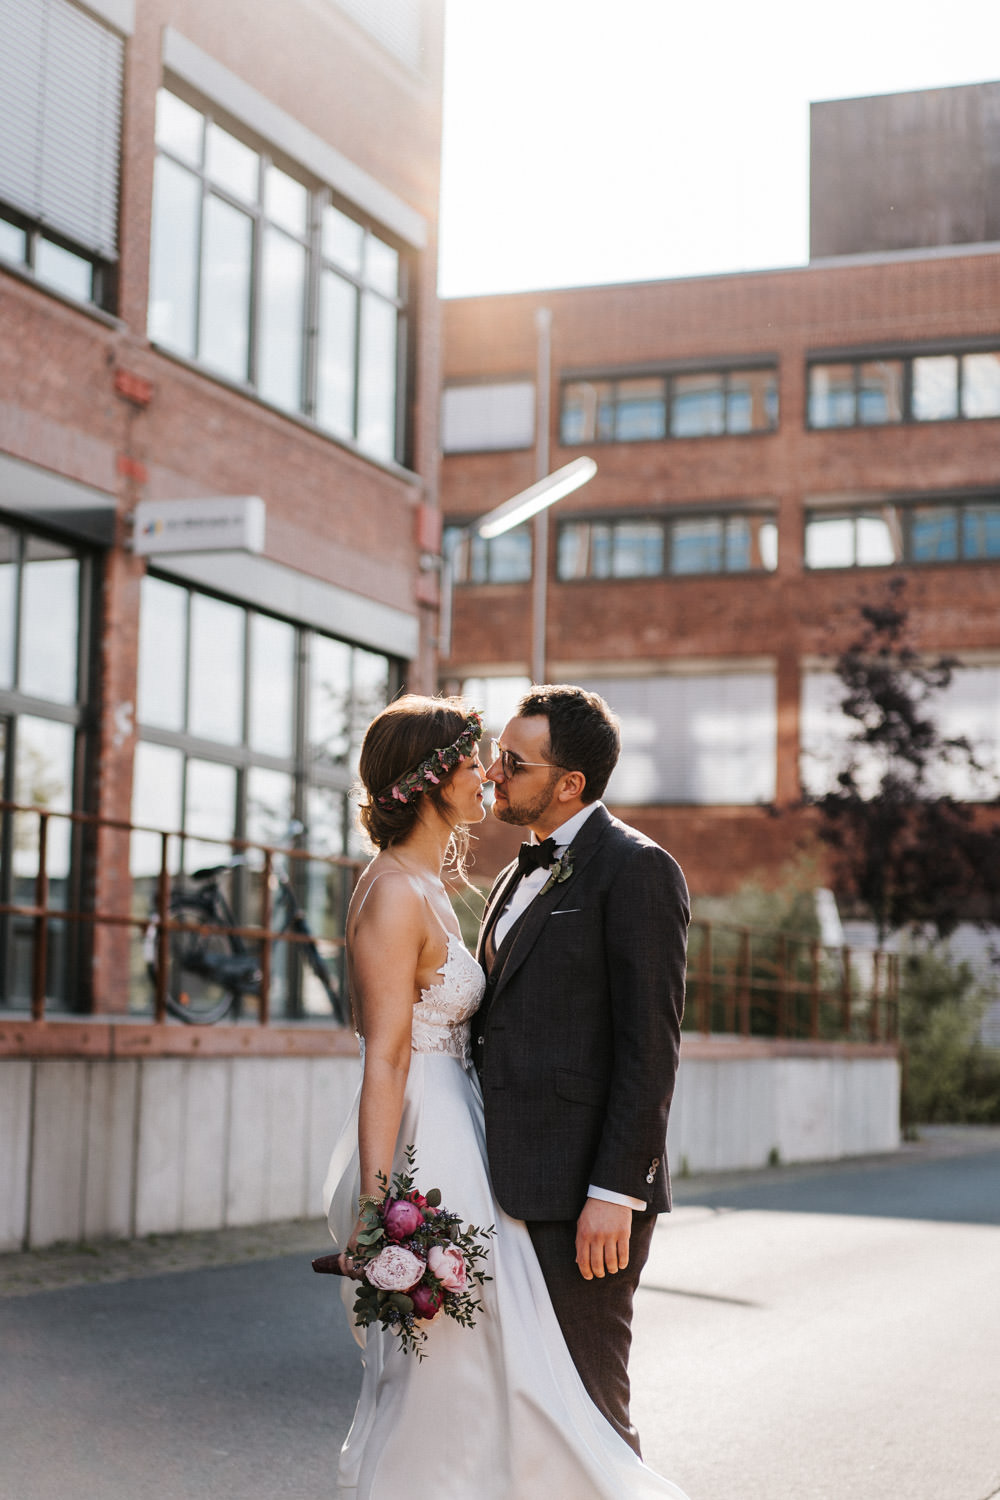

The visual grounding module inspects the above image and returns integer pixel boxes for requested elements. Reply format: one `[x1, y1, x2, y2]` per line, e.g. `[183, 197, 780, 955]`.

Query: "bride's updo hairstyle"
[357, 695, 478, 851]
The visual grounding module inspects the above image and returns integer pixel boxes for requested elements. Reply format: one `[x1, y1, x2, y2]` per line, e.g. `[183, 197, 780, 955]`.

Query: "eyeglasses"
[489, 738, 562, 780]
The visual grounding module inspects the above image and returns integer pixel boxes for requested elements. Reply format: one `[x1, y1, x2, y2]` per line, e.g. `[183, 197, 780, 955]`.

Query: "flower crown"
[375, 709, 483, 809]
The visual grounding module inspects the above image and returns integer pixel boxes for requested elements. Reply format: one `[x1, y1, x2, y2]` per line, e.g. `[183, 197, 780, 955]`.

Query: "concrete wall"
[667, 1044, 900, 1176]
[0, 1054, 360, 1251]
[0, 1042, 899, 1250]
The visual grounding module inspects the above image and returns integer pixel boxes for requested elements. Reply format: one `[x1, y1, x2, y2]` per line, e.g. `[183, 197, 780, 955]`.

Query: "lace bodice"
[351, 872, 484, 1068]
[411, 934, 485, 1066]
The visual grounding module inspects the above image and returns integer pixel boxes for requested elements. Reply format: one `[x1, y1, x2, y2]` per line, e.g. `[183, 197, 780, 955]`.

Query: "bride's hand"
[339, 1243, 366, 1279]
[339, 1216, 368, 1278]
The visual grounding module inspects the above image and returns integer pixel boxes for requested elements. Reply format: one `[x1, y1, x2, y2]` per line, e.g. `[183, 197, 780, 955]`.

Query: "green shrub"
[900, 945, 1000, 1125]
[691, 853, 823, 938]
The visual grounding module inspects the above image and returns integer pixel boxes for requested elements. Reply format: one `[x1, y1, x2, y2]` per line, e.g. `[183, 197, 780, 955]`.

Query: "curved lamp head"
[476, 457, 597, 540]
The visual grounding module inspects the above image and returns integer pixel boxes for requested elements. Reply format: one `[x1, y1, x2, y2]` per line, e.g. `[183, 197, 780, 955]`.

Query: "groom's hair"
[515, 685, 620, 803]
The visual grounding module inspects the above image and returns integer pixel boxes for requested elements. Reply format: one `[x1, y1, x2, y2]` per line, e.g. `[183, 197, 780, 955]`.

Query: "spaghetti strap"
[352, 868, 457, 946]
[353, 870, 397, 922]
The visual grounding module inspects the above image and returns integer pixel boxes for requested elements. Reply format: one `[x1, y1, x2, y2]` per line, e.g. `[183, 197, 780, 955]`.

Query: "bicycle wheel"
[146, 901, 253, 1023]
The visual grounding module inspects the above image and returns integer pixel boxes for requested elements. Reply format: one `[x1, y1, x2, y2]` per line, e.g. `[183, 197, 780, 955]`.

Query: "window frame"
[132, 571, 401, 1018]
[148, 86, 411, 467]
[554, 507, 779, 582]
[806, 343, 1000, 431]
[136, 570, 401, 804]
[0, 0, 124, 314]
[442, 522, 533, 584]
[440, 379, 536, 454]
[578, 668, 779, 806]
[0, 514, 98, 1014]
[0, 203, 119, 312]
[559, 361, 779, 446]
[803, 492, 1000, 570]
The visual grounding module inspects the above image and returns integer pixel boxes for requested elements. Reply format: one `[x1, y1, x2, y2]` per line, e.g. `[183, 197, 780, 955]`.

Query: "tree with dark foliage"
[811, 578, 1000, 943]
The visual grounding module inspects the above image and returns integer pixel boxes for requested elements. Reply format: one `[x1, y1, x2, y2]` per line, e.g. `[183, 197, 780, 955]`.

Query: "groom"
[473, 684, 689, 1456]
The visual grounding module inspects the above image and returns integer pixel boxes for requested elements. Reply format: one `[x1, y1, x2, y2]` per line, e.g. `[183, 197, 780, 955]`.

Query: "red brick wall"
[1, 0, 444, 1006]
[440, 254, 1000, 891]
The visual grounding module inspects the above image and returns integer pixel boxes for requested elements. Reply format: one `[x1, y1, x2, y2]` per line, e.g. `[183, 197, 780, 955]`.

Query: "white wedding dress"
[322, 931, 690, 1499]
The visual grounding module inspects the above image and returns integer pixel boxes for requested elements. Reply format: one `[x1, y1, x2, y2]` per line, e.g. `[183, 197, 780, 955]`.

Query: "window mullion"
[853, 361, 862, 428]
[292, 625, 308, 829]
[393, 299, 406, 465]
[150, 92, 407, 464]
[193, 170, 207, 361]
[12, 530, 24, 690]
[240, 603, 251, 749]
[181, 588, 193, 736]
[303, 191, 322, 419]
[393, 252, 408, 463]
[351, 239, 365, 442]
[247, 156, 266, 389]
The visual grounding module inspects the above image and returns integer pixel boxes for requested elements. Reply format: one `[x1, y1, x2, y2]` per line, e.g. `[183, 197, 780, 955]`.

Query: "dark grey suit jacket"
[473, 804, 689, 1222]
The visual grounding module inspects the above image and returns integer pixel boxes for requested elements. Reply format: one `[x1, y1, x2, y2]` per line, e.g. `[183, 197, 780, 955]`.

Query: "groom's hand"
[575, 1198, 632, 1279]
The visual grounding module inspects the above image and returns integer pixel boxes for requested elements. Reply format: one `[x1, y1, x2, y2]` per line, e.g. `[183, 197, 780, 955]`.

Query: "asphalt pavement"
[2, 1126, 999, 1500]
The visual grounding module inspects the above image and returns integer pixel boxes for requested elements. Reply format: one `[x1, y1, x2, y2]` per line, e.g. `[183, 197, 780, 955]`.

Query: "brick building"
[1, 0, 445, 1013]
[439, 82, 1000, 894]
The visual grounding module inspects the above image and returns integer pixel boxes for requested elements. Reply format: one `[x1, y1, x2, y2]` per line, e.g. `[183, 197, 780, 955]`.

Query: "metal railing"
[686, 919, 899, 1043]
[0, 800, 898, 1041]
[0, 799, 364, 1023]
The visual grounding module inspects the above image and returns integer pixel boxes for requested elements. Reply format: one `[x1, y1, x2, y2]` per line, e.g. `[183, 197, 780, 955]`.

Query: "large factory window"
[0, 521, 93, 1010]
[148, 89, 409, 466]
[131, 574, 397, 1017]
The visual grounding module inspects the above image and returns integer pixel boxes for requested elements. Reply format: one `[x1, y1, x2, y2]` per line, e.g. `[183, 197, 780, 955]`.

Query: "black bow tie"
[517, 837, 556, 876]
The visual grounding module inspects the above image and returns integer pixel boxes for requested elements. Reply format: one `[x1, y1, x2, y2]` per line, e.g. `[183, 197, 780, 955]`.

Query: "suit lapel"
[490, 805, 613, 995]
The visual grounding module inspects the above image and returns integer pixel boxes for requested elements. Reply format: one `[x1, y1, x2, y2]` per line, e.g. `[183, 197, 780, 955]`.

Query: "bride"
[322, 695, 690, 1499]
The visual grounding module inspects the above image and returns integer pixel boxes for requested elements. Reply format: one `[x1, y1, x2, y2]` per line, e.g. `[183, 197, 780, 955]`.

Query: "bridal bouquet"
[349, 1146, 494, 1358]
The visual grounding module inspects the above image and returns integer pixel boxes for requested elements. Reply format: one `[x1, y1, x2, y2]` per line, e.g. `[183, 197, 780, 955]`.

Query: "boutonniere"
[539, 848, 574, 896]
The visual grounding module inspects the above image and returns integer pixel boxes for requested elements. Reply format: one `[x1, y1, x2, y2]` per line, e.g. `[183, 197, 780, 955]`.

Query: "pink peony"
[383, 1197, 424, 1241]
[366, 1245, 424, 1292]
[427, 1243, 467, 1293]
[410, 1282, 444, 1321]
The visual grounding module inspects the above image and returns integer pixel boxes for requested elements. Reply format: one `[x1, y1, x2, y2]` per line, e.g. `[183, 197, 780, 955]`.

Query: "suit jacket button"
[646, 1173, 655, 1184]
[476, 1036, 484, 1046]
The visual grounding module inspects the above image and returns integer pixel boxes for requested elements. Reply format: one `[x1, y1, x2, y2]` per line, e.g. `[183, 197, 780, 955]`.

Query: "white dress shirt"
[493, 800, 601, 947]
[491, 801, 647, 1214]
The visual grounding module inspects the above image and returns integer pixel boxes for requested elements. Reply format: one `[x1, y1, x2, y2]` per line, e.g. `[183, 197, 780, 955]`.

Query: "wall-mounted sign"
[132, 496, 266, 556]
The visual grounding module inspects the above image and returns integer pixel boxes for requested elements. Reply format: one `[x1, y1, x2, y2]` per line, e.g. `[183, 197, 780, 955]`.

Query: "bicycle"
[144, 849, 350, 1025]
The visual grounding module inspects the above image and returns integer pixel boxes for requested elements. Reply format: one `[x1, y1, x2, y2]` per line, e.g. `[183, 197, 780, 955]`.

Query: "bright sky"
[438, 0, 1000, 298]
